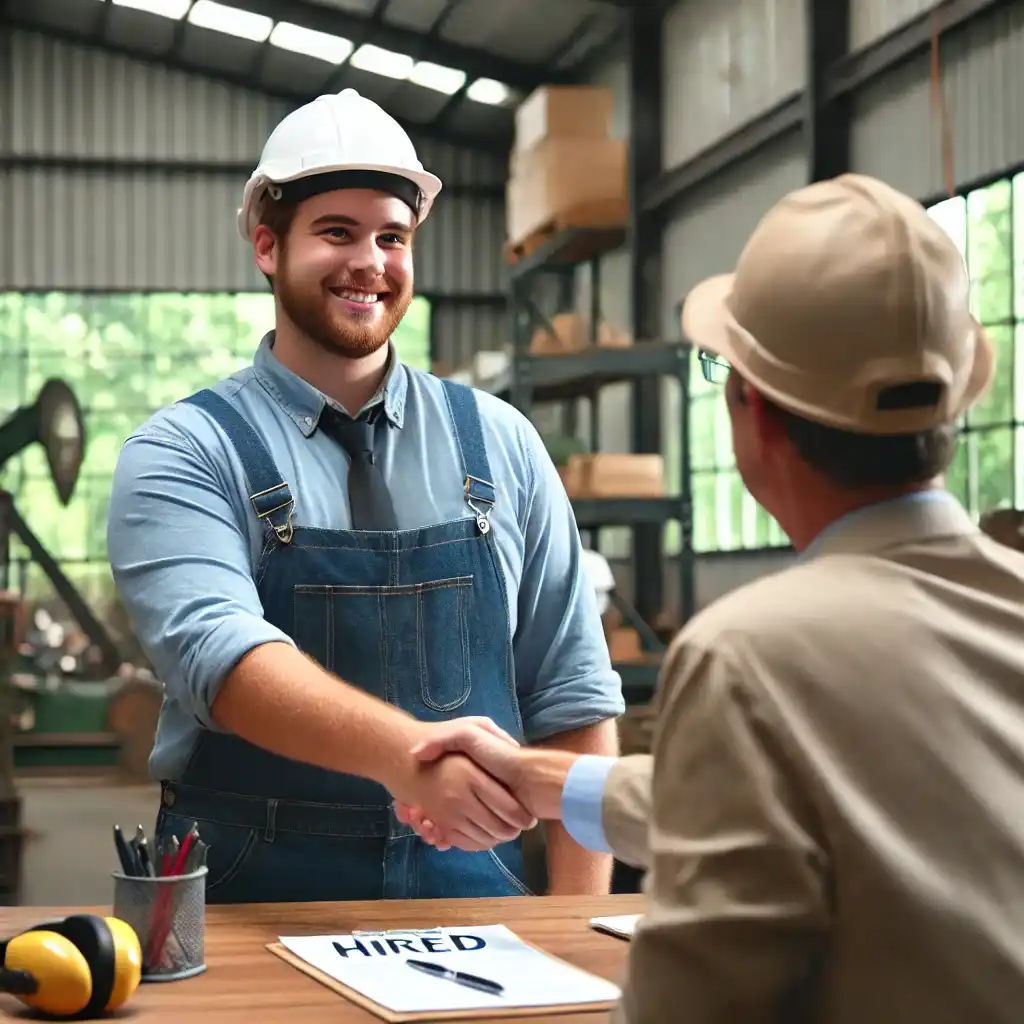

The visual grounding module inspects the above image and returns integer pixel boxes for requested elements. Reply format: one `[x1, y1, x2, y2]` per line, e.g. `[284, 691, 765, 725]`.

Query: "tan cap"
[681, 173, 994, 434]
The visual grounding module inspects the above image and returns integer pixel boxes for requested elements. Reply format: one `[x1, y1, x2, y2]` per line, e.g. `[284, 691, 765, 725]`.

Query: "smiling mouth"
[329, 288, 386, 305]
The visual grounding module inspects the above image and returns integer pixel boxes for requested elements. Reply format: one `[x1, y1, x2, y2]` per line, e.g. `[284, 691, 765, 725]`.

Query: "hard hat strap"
[273, 169, 423, 219]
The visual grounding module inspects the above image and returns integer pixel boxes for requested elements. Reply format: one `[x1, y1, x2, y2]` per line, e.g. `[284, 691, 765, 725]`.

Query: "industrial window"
[684, 171, 1023, 553]
[927, 174, 1022, 519]
[0, 291, 432, 619]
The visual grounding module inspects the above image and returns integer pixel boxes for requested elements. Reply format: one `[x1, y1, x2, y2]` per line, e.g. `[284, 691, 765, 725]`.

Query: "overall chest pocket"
[293, 577, 473, 713]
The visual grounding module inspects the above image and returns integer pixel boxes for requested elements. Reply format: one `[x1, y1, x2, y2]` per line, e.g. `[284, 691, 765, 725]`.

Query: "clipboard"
[266, 937, 619, 1022]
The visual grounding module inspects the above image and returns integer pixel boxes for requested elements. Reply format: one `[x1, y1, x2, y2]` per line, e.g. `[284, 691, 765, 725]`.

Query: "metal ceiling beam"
[6, 15, 512, 156]
[639, 0, 1009, 217]
[237, 0, 570, 91]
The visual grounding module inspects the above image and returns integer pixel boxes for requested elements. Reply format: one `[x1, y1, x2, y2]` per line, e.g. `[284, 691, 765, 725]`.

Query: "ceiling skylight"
[269, 22, 353, 63]
[349, 44, 415, 80]
[187, 0, 272, 42]
[409, 61, 466, 95]
[111, 0, 190, 18]
[467, 78, 511, 105]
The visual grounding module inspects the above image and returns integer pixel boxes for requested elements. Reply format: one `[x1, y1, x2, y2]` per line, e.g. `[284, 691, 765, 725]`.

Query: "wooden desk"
[0, 894, 643, 1022]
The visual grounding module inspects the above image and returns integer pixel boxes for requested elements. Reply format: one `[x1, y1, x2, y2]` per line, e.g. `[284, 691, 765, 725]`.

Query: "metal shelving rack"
[487, 226, 695, 706]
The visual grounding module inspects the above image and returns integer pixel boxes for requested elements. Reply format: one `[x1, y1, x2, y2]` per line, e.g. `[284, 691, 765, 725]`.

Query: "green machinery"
[0, 381, 137, 781]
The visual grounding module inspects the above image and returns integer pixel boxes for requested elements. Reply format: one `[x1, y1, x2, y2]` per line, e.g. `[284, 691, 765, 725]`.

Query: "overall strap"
[440, 378, 496, 535]
[182, 389, 296, 544]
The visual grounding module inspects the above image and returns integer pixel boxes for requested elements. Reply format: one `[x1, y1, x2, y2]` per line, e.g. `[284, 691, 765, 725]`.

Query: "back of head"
[682, 174, 995, 490]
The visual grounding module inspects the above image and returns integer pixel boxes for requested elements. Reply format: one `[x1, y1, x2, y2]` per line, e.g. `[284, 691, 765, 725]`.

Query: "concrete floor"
[18, 775, 161, 906]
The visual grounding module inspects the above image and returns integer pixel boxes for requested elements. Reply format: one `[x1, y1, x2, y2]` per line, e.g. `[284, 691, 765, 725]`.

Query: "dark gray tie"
[321, 409, 398, 531]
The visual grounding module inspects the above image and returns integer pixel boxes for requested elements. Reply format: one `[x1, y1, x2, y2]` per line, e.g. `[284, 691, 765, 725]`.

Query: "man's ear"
[745, 384, 789, 446]
[252, 225, 279, 277]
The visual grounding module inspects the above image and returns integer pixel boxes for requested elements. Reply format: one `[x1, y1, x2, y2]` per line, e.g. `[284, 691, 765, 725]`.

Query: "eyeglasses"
[698, 350, 730, 385]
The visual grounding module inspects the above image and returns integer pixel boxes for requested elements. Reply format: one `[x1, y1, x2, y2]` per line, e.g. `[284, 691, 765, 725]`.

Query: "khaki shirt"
[602, 493, 1024, 1023]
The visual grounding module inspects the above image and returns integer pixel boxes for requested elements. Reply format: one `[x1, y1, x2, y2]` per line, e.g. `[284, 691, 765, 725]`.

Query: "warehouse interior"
[0, 0, 1021, 905]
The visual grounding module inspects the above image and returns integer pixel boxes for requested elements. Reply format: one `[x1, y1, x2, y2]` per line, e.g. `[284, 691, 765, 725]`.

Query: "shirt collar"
[801, 490, 978, 561]
[252, 331, 408, 437]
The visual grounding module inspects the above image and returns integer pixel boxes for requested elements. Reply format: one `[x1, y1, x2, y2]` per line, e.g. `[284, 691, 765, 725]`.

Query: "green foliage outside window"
[0, 291, 431, 613]
[683, 172, 1024, 553]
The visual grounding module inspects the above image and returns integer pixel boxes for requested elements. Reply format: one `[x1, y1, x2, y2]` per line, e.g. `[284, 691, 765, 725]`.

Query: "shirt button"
[304, 417, 313, 426]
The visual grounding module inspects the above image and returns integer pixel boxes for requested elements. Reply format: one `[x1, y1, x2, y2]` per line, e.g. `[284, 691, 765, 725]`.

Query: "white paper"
[589, 914, 641, 939]
[278, 924, 620, 1014]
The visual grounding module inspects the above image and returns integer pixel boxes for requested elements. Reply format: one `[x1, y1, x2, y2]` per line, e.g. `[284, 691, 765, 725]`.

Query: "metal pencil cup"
[112, 867, 208, 981]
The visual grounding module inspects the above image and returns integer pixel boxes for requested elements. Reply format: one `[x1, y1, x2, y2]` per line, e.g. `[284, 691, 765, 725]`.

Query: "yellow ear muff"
[0, 913, 142, 1019]
[2, 929, 93, 1017]
[101, 916, 142, 1010]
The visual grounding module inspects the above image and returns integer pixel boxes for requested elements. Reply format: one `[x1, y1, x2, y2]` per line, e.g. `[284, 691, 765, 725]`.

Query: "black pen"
[112, 825, 137, 876]
[136, 835, 155, 877]
[405, 959, 504, 997]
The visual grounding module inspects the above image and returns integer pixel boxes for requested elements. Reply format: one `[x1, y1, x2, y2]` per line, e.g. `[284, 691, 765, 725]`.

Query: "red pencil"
[147, 825, 199, 969]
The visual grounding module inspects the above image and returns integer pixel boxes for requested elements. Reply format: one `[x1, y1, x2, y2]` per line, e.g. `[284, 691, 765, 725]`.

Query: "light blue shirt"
[558, 490, 965, 855]
[107, 334, 625, 780]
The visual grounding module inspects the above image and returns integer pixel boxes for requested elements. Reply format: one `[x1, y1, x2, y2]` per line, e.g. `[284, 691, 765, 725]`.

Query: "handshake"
[390, 717, 575, 853]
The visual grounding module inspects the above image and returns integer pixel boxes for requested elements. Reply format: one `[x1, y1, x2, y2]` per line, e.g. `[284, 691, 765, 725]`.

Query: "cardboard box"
[529, 312, 631, 355]
[514, 85, 613, 153]
[506, 138, 627, 245]
[608, 627, 643, 663]
[563, 453, 665, 499]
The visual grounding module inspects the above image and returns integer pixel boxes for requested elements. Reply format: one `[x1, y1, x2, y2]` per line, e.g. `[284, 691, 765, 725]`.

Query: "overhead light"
[467, 78, 510, 106]
[187, 0, 272, 41]
[409, 61, 466, 95]
[269, 22, 353, 63]
[350, 44, 414, 80]
[112, 0, 191, 18]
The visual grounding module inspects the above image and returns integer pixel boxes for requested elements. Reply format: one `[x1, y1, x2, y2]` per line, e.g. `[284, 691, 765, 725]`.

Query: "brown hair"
[775, 404, 957, 489]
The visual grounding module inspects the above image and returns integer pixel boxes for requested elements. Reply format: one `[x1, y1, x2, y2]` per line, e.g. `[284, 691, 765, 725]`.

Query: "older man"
[397, 174, 1024, 1023]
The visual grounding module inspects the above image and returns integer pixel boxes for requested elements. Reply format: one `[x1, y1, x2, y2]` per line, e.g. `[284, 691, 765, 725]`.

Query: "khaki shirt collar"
[803, 491, 978, 560]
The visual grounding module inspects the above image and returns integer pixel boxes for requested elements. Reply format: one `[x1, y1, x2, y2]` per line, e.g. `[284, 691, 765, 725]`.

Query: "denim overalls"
[154, 379, 532, 903]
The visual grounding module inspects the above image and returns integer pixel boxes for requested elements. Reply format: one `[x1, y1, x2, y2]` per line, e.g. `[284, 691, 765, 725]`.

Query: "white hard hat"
[237, 89, 443, 242]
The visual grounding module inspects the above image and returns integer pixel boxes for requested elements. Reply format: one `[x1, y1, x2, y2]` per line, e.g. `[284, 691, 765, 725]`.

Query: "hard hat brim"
[237, 162, 443, 241]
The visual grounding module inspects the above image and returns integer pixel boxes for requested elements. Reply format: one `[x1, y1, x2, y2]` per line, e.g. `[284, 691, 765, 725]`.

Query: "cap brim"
[680, 273, 738, 362]
[957, 319, 996, 416]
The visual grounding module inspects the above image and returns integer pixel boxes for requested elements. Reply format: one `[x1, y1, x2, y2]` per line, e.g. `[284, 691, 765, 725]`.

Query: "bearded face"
[259, 187, 415, 360]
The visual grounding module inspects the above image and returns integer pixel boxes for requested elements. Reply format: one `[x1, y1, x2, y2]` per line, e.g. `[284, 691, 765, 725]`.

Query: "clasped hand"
[391, 717, 535, 853]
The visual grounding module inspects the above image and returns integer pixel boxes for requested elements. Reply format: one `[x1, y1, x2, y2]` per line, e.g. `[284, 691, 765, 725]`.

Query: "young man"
[398, 175, 1024, 1022]
[106, 89, 623, 904]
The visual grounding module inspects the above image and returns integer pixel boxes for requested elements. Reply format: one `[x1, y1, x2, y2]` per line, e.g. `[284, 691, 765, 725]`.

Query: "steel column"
[627, 3, 664, 624]
[805, 0, 851, 180]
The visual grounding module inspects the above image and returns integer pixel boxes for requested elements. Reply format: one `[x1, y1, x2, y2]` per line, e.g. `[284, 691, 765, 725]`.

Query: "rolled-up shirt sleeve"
[106, 424, 294, 730]
[511, 420, 625, 741]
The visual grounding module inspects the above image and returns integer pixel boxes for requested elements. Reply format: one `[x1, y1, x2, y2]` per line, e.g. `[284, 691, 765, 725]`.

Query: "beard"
[275, 257, 413, 360]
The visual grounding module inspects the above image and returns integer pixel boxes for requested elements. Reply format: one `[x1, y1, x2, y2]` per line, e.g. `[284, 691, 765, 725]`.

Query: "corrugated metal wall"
[660, 133, 808, 332]
[0, 28, 509, 365]
[850, 2, 1024, 200]
[662, 0, 805, 166]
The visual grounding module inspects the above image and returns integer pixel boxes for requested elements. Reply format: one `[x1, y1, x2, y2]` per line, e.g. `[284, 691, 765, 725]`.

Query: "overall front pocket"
[293, 576, 474, 712]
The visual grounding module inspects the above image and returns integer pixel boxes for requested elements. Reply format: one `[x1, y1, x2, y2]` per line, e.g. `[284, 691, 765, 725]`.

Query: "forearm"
[212, 641, 424, 792]
[534, 720, 618, 895]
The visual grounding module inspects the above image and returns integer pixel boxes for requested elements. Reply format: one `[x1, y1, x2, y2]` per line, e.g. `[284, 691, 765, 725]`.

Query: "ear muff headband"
[45, 915, 116, 1016]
